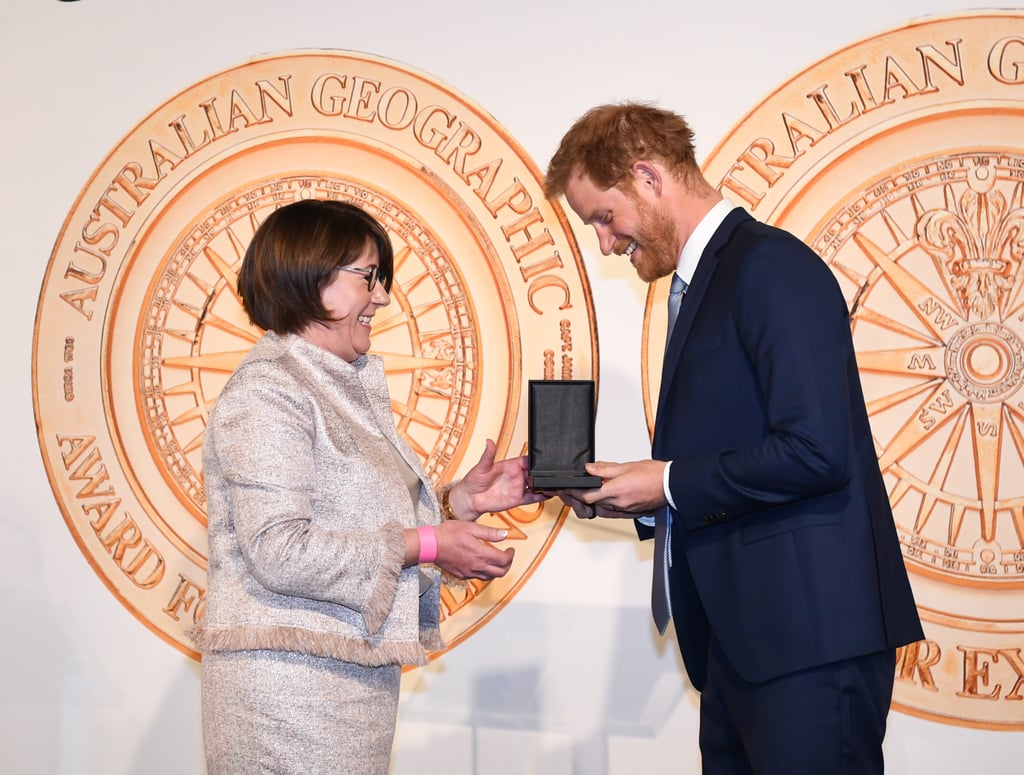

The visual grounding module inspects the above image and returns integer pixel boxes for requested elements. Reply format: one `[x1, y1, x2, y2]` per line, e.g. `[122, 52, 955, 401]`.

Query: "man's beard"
[631, 195, 680, 283]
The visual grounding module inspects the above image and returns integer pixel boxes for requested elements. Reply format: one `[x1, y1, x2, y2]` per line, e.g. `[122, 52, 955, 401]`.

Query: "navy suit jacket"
[644, 208, 923, 690]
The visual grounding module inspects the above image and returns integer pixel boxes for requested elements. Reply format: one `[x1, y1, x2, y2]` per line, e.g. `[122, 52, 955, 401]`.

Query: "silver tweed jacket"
[190, 332, 444, 667]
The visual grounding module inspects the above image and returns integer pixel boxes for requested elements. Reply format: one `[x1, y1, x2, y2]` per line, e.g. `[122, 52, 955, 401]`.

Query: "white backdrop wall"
[3, 1, 1020, 773]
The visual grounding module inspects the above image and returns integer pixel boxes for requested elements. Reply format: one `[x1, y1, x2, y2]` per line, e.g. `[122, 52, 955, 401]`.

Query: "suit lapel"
[654, 208, 752, 436]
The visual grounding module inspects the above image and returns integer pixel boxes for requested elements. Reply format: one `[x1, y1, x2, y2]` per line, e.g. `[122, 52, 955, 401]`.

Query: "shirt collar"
[675, 198, 737, 286]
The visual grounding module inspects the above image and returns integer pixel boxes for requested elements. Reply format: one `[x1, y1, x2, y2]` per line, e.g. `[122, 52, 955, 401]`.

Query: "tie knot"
[670, 274, 687, 296]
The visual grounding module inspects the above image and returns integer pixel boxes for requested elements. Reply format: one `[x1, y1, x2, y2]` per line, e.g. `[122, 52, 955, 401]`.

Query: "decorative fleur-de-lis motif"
[915, 172, 1024, 320]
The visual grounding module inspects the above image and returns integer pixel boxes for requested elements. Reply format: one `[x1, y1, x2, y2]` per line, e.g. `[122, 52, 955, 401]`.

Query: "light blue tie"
[653, 273, 686, 634]
[666, 273, 686, 347]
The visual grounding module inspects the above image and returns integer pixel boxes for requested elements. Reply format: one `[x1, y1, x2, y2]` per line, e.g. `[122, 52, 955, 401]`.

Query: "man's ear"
[631, 161, 662, 196]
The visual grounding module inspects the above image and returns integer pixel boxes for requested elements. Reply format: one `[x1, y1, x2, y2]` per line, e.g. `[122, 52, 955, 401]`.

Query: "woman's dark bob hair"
[237, 199, 394, 334]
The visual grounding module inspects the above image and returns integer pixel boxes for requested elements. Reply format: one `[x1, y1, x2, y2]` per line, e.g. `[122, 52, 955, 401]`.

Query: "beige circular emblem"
[644, 11, 1024, 729]
[33, 50, 595, 659]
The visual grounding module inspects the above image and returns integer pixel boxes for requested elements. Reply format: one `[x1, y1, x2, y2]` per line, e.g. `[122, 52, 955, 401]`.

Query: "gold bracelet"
[440, 485, 457, 520]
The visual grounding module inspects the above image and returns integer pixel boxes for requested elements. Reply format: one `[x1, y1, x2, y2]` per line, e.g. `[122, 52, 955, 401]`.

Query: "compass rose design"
[675, 8, 1024, 730]
[33, 50, 596, 662]
[139, 177, 478, 523]
[813, 154, 1024, 587]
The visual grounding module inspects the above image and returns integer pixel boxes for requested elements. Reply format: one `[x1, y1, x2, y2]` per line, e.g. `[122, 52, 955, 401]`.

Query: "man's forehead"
[564, 173, 603, 213]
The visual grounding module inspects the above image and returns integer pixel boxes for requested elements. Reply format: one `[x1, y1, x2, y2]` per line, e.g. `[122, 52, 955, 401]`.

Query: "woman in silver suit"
[192, 199, 545, 774]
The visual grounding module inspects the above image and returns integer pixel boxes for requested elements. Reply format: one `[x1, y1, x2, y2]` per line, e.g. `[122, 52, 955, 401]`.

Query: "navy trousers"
[698, 635, 897, 774]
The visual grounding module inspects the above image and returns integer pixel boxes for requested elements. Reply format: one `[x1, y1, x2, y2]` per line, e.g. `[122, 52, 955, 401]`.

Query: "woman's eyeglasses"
[335, 265, 381, 292]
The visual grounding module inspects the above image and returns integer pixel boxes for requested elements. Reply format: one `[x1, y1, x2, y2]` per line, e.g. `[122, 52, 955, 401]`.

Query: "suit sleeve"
[669, 233, 859, 522]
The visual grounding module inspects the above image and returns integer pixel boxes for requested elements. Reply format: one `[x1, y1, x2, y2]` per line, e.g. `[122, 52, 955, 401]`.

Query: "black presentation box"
[527, 379, 601, 489]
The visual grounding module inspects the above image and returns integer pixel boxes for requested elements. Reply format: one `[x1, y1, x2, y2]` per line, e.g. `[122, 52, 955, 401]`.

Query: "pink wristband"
[417, 526, 438, 564]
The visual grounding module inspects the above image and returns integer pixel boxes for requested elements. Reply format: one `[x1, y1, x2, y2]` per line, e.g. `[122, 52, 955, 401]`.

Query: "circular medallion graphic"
[33, 50, 595, 659]
[644, 11, 1024, 729]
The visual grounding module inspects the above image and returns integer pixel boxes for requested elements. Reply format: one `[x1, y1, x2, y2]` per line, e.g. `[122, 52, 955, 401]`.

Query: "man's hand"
[556, 459, 669, 518]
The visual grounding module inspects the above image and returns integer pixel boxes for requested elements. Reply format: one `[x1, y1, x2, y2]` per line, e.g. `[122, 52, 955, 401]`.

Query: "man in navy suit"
[544, 103, 923, 773]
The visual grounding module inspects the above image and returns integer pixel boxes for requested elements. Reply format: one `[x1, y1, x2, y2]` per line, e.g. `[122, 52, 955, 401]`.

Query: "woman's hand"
[432, 519, 514, 580]
[447, 439, 549, 520]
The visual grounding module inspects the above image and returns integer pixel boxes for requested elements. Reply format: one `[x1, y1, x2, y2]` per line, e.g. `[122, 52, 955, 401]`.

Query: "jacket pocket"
[741, 509, 842, 544]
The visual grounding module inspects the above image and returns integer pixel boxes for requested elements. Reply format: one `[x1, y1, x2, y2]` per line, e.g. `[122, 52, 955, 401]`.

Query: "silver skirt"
[201, 650, 401, 774]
